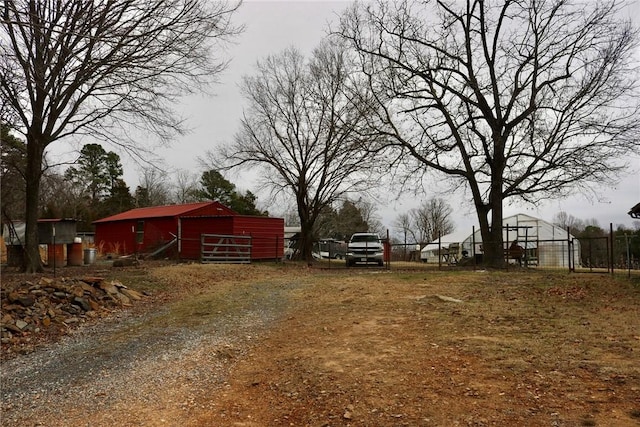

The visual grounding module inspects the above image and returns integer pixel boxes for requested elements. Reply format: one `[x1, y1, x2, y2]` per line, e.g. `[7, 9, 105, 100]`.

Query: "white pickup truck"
[345, 232, 384, 267]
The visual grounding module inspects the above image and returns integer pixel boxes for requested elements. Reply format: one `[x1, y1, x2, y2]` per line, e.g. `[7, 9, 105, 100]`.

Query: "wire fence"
[297, 225, 639, 276]
[107, 227, 640, 276]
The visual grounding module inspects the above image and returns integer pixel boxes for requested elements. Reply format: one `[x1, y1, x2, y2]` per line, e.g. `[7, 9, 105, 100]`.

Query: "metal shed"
[2, 218, 78, 266]
[93, 202, 284, 261]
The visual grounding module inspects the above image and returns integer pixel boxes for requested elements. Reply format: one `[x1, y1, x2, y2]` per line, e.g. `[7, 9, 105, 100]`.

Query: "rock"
[70, 286, 85, 298]
[80, 283, 97, 295]
[7, 291, 22, 304]
[436, 294, 464, 303]
[15, 319, 28, 330]
[72, 297, 92, 312]
[3, 323, 22, 333]
[2, 274, 145, 356]
[99, 281, 120, 295]
[120, 288, 143, 301]
[81, 277, 105, 286]
[9, 292, 36, 307]
[112, 280, 127, 289]
[115, 292, 131, 306]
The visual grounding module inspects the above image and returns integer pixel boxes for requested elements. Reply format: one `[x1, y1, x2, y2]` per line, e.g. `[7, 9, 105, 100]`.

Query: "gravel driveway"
[1, 273, 300, 426]
[4, 264, 640, 427]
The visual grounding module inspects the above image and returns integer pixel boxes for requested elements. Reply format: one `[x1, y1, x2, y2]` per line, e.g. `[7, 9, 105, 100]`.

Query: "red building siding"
[179, 216, 284, 260]
[95, 217, 179, 255]
[95, 220, 136, 255]
[93, 202, 284, 261]
[179, 216, 235, 259]
[232, 216, 284, 260]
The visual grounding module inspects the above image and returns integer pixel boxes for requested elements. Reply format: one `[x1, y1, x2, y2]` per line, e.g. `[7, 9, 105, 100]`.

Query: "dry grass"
[6, 262, 638, 426]
[179, 266, 640, 427]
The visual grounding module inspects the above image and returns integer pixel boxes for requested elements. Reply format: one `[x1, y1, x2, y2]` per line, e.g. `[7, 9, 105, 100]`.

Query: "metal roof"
[93, 202, 228, 223]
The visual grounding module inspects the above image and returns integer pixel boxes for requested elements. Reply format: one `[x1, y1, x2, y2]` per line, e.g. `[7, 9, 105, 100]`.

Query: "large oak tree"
[337, 0, 640, 267]
[1, 0, 240, 272]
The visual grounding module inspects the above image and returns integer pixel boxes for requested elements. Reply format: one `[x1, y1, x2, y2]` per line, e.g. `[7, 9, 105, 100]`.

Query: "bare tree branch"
[336, 0, 640, 266]
[0, 0, 241, 272]
[216, 39, 387, 264]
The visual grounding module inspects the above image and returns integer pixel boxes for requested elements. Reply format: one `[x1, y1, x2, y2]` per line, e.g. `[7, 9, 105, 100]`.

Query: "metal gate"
[201, 234, 251, 264]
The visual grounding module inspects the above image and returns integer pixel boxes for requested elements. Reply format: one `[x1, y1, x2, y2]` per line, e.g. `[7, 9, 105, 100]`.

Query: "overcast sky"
[53, 0, 640, 234]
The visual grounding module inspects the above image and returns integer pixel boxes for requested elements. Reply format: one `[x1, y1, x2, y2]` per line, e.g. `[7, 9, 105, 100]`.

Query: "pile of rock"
[1, 276, 146, 357]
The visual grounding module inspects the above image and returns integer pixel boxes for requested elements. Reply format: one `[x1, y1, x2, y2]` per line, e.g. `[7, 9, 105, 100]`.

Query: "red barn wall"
[187, 203, 236, 216]
[142, 217, 178, 250]
[178, 216, 284, 261]
[95, 217, 178, 255]
[232, 216, 284, 260]
[96, 213, 284, 261]
[95, 220, 137, 255]
[179, 217, 235, 260]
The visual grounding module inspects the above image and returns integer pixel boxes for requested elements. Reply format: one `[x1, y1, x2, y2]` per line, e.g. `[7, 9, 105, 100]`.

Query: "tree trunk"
[298, 220, 315, 266]
[23, 137, 45, 273]
[295, 192, 316, 266]
[483, 154, 506, 268]
[484, 204, 505, 268]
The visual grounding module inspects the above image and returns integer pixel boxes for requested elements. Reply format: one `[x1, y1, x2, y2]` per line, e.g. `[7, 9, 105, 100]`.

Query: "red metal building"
[93, 202, 284, 261]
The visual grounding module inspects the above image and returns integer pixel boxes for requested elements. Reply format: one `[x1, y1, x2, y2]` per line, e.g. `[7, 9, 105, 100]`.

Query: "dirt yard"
[2, 262, 640, 426]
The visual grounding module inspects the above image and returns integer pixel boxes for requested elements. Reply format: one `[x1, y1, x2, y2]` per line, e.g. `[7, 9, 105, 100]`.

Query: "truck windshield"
[351, 235, 379, 243]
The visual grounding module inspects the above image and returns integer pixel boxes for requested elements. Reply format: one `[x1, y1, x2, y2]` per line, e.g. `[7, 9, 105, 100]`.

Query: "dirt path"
[2, 264, 639, 426]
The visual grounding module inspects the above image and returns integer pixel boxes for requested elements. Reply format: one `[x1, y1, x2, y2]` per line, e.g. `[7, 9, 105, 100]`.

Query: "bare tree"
[394, 198, 454, 246]
[136, 167, 171, 207]
[411, 198, 455, 244]
[218, 40, 384, 264]
[1, 0, 241, 272]
[337, 0, 640, 267]
[173, 169, 200, 204]
[552, 211, 585, 233]
[393, 212, 412, 259]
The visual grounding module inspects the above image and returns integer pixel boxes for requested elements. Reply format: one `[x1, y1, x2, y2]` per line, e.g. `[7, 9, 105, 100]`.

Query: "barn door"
[201, 234, 251, 264]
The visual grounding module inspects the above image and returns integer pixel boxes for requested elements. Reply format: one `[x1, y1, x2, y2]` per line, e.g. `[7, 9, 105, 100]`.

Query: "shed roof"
[93, 202, 233, 223]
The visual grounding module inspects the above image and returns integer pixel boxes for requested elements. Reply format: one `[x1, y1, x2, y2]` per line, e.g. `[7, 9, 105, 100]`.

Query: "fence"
[613, 233, 640, 272]
[201, 234, 251, 264]
[386, 225, 640, 275]
[181, 227, 639, 271]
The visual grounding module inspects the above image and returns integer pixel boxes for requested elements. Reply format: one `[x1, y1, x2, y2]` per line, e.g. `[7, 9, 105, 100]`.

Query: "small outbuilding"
[93, 202, 284, 262]
[2, 218, 79, 266]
